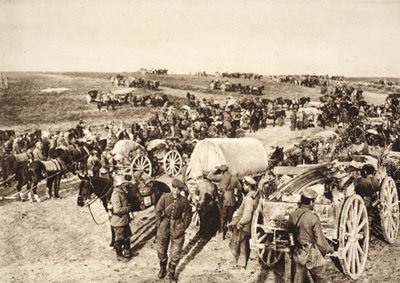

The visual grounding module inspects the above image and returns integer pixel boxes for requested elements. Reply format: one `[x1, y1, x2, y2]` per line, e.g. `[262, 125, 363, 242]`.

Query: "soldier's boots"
[168, 263, 178, 283]
[158, 258, 168, 279]
[123, 238, 140, 259]
[115, 240, 130, 262]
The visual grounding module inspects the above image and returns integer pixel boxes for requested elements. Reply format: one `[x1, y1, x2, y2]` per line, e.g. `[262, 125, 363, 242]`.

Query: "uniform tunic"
[229, 190, 259, 267]
[288, 204, 333, 283]
[155, 192, 192, 265]
[110, 185, 132, 241]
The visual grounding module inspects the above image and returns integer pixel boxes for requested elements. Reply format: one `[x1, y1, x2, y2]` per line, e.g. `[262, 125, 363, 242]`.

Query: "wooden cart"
[250, 162, 399, 280]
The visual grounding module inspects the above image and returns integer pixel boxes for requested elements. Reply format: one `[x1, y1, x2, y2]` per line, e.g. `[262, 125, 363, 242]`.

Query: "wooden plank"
[273, 166, 310, 176]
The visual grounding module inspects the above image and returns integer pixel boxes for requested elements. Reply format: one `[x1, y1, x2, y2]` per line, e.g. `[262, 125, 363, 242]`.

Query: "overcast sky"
[1, 0, 399, 77]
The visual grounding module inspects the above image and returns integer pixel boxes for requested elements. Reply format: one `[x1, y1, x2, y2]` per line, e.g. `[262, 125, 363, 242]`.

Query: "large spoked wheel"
[338, 195, 369, 280]
[379, 177, 399, 244]
[251, 203, 284, 268]
[131, 155, 152, 176]
[163, 150, 182, 177]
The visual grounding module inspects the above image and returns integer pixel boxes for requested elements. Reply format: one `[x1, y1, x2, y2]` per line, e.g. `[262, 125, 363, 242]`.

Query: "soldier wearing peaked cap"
[155, 178, 192, 282]
[288, 188, 333, 283]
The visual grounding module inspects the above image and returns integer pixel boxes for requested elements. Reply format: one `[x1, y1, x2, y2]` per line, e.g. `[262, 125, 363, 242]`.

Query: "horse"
[268, 146, 284, 169]
[2, 153, 32, 199]
[76, 175, 170, 246]
[266, 110, 286, 127]
[27, 158, 67, 200]
[298, 97, 310, 108]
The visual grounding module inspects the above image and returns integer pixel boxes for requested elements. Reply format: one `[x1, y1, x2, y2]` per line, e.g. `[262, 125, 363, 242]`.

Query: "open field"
[0, 73, 399, 283]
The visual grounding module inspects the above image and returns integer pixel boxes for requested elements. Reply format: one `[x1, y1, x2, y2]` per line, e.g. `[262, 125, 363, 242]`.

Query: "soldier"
[288, 188, 333, 283]
[32, 142, 46, 161]
[197, 171, 218, 238]
[155, 179, 192, 282]
[354, 164, 380, 228]
[109, 175, 134, 262]
[290, 110, 297, 131]
[207, 165, 242, 240]
[228, 176, 259, 268]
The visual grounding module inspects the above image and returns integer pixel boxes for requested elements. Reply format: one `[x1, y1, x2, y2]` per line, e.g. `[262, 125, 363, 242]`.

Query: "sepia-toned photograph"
[1, 0, 400, 282]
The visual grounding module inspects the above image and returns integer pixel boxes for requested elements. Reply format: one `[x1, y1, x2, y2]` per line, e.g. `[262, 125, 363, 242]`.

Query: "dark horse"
[2, 153, 32, 199]
[266, 110, 286, 127]
[27, 158, 67, 199]
[268, 146, 284, 169]
[77, 175, 171, 246]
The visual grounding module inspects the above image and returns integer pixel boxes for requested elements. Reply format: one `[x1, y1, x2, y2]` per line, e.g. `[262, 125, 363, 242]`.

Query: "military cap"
[361, 164, 375, 175]
[172, 179, 185, 190]
[113, 175, 125, 187]
[302, 188, 318, 199]
[244, 176, 256, 186]
[219, 165, 229, 172]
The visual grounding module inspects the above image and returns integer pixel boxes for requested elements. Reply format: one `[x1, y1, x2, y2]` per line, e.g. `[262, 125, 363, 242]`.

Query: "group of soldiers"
[106, 162, 264, 282]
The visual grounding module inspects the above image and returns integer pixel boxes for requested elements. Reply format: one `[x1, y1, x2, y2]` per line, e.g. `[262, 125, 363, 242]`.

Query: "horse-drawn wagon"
[186, 137, 269, 181]
[145, 138, 189, 177]
[250, 161, 399, 280]
[111, 138, 192, 177]
[185, 137, 269, 226]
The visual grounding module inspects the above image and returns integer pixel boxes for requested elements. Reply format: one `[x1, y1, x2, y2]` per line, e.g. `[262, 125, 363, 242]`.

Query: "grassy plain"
[0, 72, 396, 134]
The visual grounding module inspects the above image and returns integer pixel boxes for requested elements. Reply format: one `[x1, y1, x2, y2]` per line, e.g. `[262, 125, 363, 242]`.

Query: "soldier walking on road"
[155, 179, 192, 282]
[288, 188, 334, 283]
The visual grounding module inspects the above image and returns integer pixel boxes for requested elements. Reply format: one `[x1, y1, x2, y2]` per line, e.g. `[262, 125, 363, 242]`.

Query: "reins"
[85, 177, 113, 225]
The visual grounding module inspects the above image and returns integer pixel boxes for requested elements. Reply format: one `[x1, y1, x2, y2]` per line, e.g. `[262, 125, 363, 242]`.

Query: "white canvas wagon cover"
[188, 138, 268, 179]
[112, 140, 145, 158]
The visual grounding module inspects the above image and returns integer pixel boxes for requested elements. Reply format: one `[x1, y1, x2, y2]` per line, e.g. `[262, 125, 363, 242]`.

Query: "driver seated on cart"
[354, 164, 380, 228]
[288, 188, 334, 283]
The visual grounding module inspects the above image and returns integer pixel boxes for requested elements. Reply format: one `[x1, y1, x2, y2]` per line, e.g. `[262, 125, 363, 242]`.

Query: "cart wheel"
[379, 177, 399, 244]
[251, 203, 283, 268]
[338, 195, 369, 280]
[163, 150, 182, 177]
[131, 155, 152, 176]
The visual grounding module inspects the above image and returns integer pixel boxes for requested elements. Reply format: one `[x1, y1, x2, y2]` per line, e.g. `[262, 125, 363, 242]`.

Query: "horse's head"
[77, 174, 93, 207]
[268, 146, 284, 169]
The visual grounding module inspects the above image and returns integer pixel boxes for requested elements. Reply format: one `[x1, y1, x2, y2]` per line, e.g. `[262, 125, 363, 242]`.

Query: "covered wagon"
[251, 161, 399, 280]
[186, 137, 269, 180]
[185, 137, 269, 227]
